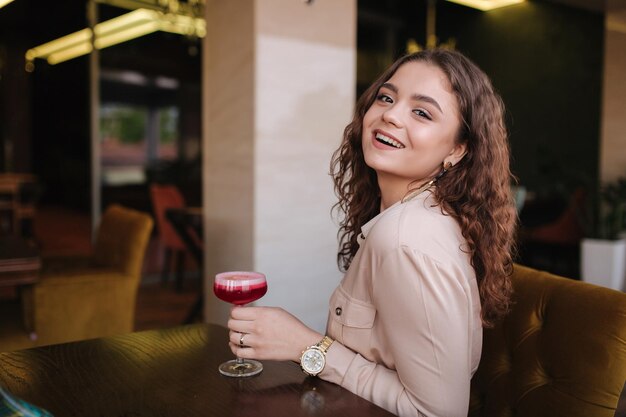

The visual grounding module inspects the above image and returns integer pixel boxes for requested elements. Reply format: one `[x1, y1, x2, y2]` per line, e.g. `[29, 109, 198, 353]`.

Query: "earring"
[401, 161, 453, 203]
[434, 161, 453, 181]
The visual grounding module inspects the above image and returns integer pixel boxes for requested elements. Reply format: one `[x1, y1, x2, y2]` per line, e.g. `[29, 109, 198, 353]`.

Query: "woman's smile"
[373, 130, 405, 149]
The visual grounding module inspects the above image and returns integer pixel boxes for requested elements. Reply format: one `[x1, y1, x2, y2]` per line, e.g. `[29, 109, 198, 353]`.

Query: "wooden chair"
[0, 173, 38, 237]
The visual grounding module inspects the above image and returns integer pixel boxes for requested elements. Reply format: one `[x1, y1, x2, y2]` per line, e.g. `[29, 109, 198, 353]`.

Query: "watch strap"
[317, 335, 334, 354]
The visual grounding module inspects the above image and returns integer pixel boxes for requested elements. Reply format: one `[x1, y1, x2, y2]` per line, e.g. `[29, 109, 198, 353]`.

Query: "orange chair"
[523, 187, 587, 245]
[150, 184, 193, 291]
[518, 187, 587, 278]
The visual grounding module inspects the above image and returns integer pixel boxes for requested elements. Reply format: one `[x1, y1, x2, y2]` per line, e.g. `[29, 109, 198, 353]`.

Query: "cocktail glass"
[213, 271, 267, 377]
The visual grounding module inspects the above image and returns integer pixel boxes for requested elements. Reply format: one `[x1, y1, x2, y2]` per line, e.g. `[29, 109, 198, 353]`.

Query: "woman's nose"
[382, 106, 403, 127]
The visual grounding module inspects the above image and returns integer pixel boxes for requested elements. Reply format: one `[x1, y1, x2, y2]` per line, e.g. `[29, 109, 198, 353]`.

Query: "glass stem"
[235, 303, 247, 367]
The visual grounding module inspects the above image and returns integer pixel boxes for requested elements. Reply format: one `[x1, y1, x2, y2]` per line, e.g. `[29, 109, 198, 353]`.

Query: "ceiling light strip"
[48, 43, 94, 65]
[96, 8, 159, 37]
[96, 21, 161, 49]
[95, 0, 203, 18]
[159, 15, 206, 36]
[25, 29, 92, 61]
[445, 0, 525, 11]
[26, 8, 205, 66]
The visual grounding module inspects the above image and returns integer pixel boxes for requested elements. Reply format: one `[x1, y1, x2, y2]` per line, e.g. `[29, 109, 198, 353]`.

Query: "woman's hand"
[227, 306, 322, 363]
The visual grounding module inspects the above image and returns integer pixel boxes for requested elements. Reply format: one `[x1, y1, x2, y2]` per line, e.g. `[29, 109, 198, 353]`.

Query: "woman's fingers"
[229, 342, 256, 359]
[227, 307, 263, 335]
[229, 330, 253, 348]
[225, 306, 322, 362]
[230, 305, 260, 320]
[227, 319, 255, 335]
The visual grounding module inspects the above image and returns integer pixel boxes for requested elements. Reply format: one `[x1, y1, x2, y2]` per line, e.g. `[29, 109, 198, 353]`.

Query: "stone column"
[203, 0, 356, 331]
[600, 4, 626, 183]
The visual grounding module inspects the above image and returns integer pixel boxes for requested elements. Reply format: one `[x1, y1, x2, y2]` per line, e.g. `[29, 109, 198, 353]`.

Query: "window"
[99, 70, 180, 186]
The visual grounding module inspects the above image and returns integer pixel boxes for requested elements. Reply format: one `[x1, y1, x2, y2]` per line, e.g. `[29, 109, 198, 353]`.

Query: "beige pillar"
[203, 0, 356, 331]
[600, 3, 626, 184]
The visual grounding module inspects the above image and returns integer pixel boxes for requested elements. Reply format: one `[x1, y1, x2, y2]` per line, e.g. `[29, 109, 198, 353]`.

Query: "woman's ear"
[445, 142, 467, 167]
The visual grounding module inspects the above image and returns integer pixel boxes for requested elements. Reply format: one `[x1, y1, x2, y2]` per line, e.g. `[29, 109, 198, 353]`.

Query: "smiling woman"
[361, 61, 466, 210]
[222, 48, 517, 417]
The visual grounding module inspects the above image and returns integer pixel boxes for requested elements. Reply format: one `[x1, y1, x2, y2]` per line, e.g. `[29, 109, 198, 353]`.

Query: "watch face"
[302, 348, 325, 375]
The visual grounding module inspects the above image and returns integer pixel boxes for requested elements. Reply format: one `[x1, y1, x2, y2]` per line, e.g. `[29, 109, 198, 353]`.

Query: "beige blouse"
[320, 191, 482, 417]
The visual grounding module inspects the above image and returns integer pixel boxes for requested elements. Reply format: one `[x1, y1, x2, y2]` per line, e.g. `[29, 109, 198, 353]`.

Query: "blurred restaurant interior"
[0, 0, 625, 347]
[1, 1, 626, 415]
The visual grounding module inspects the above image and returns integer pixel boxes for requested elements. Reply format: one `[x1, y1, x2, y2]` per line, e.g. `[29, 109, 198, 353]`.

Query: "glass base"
[218, 359, 263, 377]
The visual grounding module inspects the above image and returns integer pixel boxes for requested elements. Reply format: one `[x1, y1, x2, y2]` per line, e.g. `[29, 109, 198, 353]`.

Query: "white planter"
[580, 238, 626, 291]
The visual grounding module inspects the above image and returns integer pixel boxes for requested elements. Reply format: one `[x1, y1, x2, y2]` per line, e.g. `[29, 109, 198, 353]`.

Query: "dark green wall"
[358, 0, 605, 201]
[440, 1, 604, 198]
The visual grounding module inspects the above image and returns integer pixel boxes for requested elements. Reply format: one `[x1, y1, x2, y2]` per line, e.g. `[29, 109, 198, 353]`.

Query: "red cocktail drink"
[213, 272, 267, 305]
[213, 271, 267, 377]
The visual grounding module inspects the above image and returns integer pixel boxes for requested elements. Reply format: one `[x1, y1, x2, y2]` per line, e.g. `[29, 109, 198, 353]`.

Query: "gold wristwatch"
[300, 336, 334, 376]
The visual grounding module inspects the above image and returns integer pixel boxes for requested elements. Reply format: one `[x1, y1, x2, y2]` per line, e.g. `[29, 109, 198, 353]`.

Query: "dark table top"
[0, 323, 396, 417]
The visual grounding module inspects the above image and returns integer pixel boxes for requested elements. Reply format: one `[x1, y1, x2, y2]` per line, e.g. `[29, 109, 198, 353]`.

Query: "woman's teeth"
[375, 133, 405, 149]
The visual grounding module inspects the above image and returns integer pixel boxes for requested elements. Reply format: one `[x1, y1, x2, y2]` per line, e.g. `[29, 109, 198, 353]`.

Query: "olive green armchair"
[470, 264, 626, 417]
[0, 204, 153, 352]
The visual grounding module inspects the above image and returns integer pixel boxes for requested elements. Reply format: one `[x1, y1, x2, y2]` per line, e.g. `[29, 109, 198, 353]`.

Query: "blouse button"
[335, 307, 342, 316]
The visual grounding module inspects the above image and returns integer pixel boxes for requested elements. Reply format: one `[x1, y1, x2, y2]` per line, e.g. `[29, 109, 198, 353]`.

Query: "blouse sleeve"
[320, 246, 476, 417]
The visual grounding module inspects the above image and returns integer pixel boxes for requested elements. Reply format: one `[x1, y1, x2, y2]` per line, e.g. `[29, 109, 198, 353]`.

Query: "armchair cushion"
[470, 264, 626, 417]
[93, 204, 154, 277]
[21, 269, 134, 342]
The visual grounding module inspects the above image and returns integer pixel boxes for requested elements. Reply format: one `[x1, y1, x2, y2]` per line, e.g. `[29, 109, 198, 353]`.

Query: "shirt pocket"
[328, 286, 376, 344]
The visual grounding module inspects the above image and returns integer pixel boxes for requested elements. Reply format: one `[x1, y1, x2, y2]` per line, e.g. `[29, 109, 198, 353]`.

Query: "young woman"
[226, 48, 517, 417]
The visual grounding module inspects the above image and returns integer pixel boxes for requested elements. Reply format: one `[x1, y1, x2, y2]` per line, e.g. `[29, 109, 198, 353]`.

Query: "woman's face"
[362, 61, 466, 190]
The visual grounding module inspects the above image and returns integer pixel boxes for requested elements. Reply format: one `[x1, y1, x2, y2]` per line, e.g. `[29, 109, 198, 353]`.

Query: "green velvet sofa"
[0, 204, 153, 352]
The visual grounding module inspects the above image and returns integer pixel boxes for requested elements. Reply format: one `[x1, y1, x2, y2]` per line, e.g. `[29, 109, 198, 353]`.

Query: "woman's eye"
[413, 109, 432, 120]
[376, 93, 393, 103]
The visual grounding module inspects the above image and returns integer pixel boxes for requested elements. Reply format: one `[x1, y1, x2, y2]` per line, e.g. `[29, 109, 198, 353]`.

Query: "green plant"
[588, 178, 626, 240]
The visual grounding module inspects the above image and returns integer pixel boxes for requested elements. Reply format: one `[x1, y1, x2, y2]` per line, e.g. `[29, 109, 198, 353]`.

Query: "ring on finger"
[239, 332, 246, 347]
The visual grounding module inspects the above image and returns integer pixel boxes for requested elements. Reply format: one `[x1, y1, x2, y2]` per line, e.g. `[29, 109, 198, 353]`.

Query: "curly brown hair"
[330, 49, 517, 326]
